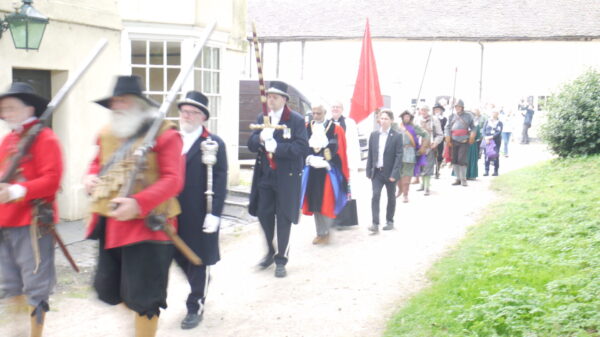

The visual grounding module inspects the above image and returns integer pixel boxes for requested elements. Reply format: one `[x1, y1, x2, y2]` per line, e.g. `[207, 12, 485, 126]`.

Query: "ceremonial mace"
[201, 139, 218, 213]
[248, 22, 287, 150]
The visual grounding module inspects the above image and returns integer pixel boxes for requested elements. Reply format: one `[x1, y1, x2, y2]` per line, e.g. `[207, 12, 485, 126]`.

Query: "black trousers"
[371, 170, 397, 225]
[256, 172, 292, 266]
[174, 252, 208, 314]
[93, 218, 174, 318]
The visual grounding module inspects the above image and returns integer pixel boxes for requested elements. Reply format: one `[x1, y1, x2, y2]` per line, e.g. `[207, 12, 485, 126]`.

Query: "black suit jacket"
[177, 130, 228, 265]
[366, 128, 403, 180]
[247, 106, 309, 224]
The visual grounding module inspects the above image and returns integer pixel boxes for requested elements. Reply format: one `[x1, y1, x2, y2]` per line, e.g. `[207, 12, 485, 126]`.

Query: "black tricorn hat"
[177, 91, 210, 117]
[0, 82, 49, 117]
[266, 80, 290, 100]
[94, 75, 159, 109]
[433, 103, 445, 112]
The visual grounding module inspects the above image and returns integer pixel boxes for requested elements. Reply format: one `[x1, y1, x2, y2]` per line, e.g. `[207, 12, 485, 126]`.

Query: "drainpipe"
[301, 40, 305, 80]
[276, 41, 280, 78]
[478, 41, 484, 103]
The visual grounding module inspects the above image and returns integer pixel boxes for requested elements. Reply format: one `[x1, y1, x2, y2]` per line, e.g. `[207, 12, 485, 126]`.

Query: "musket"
[445, 67, 459, 147]
[414, 45, 433, 111]
[248, 22, 287, 134]
[1, 39, 108, 273]
[114, 22, 217, 266]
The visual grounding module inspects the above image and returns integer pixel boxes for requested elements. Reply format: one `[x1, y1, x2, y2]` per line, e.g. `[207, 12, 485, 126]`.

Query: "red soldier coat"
[85, 128, 184, 249]
[0, 120, 63, 228]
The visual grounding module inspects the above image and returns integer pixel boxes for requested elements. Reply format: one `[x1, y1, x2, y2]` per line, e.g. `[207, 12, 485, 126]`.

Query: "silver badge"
[283, 127, 291, 139]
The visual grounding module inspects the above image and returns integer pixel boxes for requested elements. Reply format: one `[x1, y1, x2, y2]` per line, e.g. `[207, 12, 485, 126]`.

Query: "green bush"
[541, 69, 600, 157]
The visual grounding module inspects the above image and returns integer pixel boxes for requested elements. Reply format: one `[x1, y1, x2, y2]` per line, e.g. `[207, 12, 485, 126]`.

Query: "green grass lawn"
[386, 155, 600, 337]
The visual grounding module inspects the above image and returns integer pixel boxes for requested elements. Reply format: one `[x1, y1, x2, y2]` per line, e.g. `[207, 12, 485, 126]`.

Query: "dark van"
[238, 80, 311, 159]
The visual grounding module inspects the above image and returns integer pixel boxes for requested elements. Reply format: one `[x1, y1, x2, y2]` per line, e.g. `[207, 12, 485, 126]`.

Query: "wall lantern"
[0, 0, 49, 51]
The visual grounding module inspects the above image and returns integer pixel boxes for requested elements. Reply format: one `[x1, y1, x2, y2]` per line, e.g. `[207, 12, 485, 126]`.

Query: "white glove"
[265, 138, 277, 153]
[203, 214, 221, 233]
[305, 155, 313, 166]
[309, 156, 331, 170]
[260, 128, 275, 142]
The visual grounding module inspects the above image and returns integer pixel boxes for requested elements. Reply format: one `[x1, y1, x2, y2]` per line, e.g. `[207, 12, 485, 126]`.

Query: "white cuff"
[8, 184, 26, 201]
[203, 214, 221, 233]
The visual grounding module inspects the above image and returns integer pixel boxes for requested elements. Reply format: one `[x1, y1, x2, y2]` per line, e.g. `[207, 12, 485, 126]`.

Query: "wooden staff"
[249, 22, 286, 132]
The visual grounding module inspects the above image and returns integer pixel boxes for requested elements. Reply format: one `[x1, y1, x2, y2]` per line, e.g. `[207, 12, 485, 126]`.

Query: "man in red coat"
[84, 76, 183, 337]
[0, 82, 63, 337]
[300, 103, 349, 245]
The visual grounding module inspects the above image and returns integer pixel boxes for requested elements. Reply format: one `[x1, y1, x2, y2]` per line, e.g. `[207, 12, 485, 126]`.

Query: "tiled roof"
[248, 0, 600, 41]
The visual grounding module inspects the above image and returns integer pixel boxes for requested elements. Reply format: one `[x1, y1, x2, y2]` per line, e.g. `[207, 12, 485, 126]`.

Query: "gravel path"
[1, 143, 551, 337]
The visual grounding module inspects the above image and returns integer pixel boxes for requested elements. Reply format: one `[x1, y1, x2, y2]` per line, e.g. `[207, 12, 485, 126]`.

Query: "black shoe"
[416, 187, 424, 192]
[452, 180, 461, 186]
[382, 223, 394, 231]
[274, 264, 287, 278]
[483, 171, 489, 176]
[181, 310, 203, 330]
[368, 224, 379, 233]
[258, 254, 274, 269]
[492, 171, 498, 176]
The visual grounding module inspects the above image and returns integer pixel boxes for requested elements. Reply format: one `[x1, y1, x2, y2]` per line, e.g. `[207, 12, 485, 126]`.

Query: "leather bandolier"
[89, 120, 181, 219]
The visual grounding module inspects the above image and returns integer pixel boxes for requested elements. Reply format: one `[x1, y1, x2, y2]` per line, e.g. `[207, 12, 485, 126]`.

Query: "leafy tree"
[541, 69, 600, 157]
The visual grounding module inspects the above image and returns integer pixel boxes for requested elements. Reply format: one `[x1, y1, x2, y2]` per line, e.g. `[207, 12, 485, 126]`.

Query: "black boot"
[483, 171, 489, 176]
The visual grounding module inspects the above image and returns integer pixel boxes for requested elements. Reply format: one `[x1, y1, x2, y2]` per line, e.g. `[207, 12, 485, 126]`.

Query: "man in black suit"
[175, 91, 228, 329]
[248, 81, 309, 278]
[366, 109, 403, 233]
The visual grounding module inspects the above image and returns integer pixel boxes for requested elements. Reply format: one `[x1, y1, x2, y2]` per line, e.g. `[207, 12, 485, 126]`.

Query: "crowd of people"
[0, 77, 536, 337]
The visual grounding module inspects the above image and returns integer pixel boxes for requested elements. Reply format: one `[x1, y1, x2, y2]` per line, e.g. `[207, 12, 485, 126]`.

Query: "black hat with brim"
[94, 75, 159, 109]
[265, 80, 290, 100]
[433, 103, 445, 112]
[177, 91, 210, 118]
[0, 82, 49, 117]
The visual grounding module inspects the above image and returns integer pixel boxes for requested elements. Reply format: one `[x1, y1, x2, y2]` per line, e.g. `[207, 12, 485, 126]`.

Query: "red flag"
[349, 19, 383, 124]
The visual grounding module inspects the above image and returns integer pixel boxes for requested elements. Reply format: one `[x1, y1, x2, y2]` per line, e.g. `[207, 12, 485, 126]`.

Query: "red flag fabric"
[349, 19, 383, 124]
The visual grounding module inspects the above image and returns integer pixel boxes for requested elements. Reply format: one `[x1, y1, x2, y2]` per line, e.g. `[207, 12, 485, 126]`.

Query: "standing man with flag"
[248, 81, 308, 278]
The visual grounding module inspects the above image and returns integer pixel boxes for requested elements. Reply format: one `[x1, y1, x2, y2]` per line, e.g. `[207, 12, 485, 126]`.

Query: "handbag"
[485, 139, 498, 159]
[336, 199, 358, 227]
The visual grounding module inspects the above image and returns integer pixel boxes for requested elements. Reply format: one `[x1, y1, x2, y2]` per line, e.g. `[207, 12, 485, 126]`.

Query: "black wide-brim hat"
[0, 82, 49, 117]
[177, 90, 210, 117]
[94, 75, 159, 109]
[266, 80, 290, 100]
[433, 103, 445, 112]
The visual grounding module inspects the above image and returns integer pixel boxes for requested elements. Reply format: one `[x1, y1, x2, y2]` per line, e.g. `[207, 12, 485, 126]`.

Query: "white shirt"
[377, 128, 390, 168]
[181, 125, 203, 155]
[269, 107, 283, 125]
